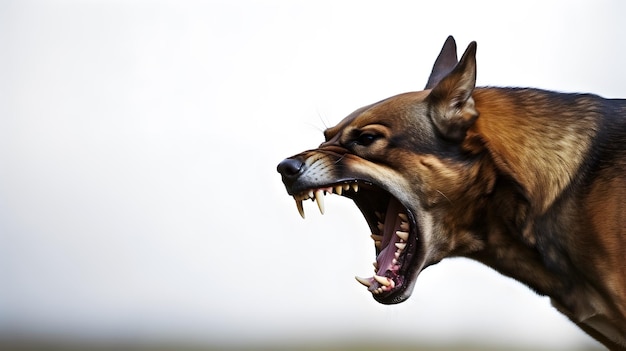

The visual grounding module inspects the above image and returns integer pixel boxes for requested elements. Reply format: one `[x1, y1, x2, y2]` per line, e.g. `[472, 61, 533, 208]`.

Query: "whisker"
[316, 108, 330, 130]
[436, 189, 452, 204]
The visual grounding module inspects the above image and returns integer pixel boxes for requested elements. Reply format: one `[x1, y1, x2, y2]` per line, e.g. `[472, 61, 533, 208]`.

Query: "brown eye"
[355, 133, 379, 146]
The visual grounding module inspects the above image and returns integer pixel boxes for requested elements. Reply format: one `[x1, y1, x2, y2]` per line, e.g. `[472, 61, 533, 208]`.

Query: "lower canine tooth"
[355, 276, 372, 287]
[374, 275, 391, 286]
[314, 190, 325, 214]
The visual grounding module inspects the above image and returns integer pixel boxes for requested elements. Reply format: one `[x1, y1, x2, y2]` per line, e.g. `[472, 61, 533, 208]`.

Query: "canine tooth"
[398, 213, 408, 222]
[314, 189, 325, 214]
[373, 275, 391, 286]
[335, 185, 343, 196]
[355, 276, 372, 287]
[295, 198, 305, 219]
[395, 242, 406, 250]
[395, 231, 409, 241]
[370, 234, 383, 241]
[315, 190, 324, 214]
[351, 183, 359, 192]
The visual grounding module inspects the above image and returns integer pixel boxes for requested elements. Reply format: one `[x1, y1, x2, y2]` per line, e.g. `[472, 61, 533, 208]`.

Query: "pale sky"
[1, 0, 624, 349]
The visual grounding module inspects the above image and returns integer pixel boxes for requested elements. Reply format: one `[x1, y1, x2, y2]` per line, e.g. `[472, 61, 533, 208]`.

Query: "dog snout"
[277, 158, 304, 179]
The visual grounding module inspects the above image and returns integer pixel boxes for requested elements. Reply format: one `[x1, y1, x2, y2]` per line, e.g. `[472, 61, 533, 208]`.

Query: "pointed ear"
[424, 36, 458, 89]
[427, 41, 478, 142]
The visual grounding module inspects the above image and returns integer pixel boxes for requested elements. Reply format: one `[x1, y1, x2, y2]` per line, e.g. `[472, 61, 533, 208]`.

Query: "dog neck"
[462, 88, 626, 346]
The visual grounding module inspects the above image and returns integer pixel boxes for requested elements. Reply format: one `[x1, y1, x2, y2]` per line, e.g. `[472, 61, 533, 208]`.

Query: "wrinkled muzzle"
[277, 151, 426, 304]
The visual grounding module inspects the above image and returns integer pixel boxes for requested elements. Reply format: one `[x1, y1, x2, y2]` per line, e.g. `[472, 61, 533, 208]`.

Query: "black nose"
[277, 158, 304, 179]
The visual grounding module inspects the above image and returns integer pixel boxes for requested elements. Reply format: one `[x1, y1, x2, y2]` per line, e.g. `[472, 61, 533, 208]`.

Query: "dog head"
[277, 37, 494, 304]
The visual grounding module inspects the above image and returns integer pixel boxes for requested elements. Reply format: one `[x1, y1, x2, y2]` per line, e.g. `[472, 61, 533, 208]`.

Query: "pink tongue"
[375, 198, 404, 276]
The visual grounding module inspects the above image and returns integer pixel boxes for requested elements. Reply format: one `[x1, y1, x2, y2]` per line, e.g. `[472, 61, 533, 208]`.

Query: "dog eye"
[355, 133, 379, 146]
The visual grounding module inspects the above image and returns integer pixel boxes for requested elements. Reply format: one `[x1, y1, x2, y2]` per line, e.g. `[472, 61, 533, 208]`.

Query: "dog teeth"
[335, 185, 343, 196]
[355, 276, 372, 287]
[314, 189, 325, 214]
[295, 198, 305, 219]
[400, 221, 409, 232]
[395, 230, 409, 241]
[370, 234, 383, 241]
[394, 242, 406, 250]
[398, 213, 408, 222]
[291, 182, 369, 218]
[373, 274, 391, 286]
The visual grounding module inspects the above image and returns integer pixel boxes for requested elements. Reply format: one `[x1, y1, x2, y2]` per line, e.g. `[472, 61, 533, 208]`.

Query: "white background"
[1, 0, 624, 349]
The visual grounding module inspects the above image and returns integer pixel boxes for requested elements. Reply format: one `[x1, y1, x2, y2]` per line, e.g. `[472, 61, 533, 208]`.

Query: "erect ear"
[424, 36, 458, 89]
[427, 41, 478, 142]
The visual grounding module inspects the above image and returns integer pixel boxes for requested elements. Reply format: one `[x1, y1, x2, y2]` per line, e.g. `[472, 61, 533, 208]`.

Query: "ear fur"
[427, 41, 478, 142]
[425, 36, 458, 89]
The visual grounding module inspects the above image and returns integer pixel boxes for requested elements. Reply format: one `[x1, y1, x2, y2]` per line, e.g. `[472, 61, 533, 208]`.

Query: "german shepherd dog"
[277, 36, 626, 349]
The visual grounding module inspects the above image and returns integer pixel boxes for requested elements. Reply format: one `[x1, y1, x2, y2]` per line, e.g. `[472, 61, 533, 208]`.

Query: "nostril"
[277, 158, 304, 177]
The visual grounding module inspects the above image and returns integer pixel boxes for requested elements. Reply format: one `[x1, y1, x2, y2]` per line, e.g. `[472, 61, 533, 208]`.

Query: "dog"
[276, 36, 626, 349]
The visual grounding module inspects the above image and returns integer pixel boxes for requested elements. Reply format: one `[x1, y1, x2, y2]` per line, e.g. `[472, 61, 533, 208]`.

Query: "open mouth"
[290, 180, 421, 304]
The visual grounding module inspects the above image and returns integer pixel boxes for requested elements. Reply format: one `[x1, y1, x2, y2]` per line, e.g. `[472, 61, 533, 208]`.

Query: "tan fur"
[278, 37, 626, 349]
[470, 89, 599, 213]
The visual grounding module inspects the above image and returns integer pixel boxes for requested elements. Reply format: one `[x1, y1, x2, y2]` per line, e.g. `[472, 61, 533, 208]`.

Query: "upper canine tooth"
[314, 189, 325, 214]
[373, 275, 391, 287]
[294, 197, 305, 219]
[395, 231, 409, 241]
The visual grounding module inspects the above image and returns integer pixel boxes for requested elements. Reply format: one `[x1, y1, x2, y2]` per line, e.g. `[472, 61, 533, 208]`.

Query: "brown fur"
[277, 37, 626, 349]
